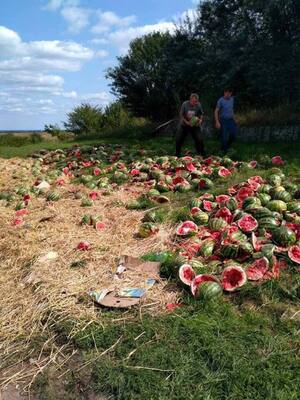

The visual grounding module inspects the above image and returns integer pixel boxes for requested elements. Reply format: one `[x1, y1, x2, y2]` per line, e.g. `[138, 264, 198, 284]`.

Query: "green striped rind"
[258, 217, 279, 230]
[257, 193, 271, 206]
[266, 200, 287, 212]
[47, 191, 60, 202]
[209, 218, 228, 231]
[272, 226, 296, 246]
[200, 240, 215, 258]
[243, 197, 261, 210]
[221, 243, 240, 259]
[196, 281, 223, 300]
[272, 191, 292, 202]
[81, 198, 94, 207]
[258, 184, 272, 194]
[193, 211, 209, 225]
[287, 202, 300, 215]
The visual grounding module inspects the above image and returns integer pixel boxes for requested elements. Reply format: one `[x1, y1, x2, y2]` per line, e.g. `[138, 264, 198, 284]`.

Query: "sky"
[0, 0, 199, 130]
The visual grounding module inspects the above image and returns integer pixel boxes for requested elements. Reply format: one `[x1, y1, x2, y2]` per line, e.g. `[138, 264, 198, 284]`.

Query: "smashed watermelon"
[238, 214, 258, 232]
[179, 264, 196, 286]
[176, 221, 198, 236]
[288, 245, 300, 264]
[246, 257, 269, 281]
[221, 266, 247, 291]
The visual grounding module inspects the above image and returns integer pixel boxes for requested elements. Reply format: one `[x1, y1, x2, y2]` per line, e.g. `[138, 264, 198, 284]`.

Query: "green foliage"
[0, 133, 43, 147]
[64, 102, 105, 136]
[104, 101, 134, 129]
[107, 0, 300, 119]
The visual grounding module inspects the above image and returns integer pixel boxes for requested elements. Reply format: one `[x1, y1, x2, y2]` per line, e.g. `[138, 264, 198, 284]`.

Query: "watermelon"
[287, 202, 300, 215]
[273, 191, 292, 202]
[47, 191, 60, 202]
[272, 226, 296, 246]
[271, 156, 284, 165]
[200, 239, 215, 258]
[81, 198, 94, 207]
[192, 210, 209, 225]
[139, 222, 158, 238]
[237, 214, 258, 232]
[246, 257, 269, 280]
[209, 217, 228, 231]
[191, 274, 219, 296]
[218, 167, 231, 177]
[176, 221, 198, 236]
[194, 281, 223, 300]
[221, 266, 247, 291]
[288, 245, 300, 264]
[266, 200, 287, 212]
[179, 264, 196, 286]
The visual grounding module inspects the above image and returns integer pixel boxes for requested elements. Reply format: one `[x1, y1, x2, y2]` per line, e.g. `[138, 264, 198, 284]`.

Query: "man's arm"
[180, 103, 191, 126]
[214, 106, 221, 129]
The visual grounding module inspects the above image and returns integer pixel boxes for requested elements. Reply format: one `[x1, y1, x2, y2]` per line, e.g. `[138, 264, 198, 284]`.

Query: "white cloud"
[0, 71, 64, 87]
[91, 10, 136, 34]
[43, 0, 79, 11]
[81, 91, 110, 104]
[89, 38, 109, 45]
[0, 26, 23, 56]
[61, 6, 90, 33]
[108, 22, 175, 53]
[95, 50, 109, 58]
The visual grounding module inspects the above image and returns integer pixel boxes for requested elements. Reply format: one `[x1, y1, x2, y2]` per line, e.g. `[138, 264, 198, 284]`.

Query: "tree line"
[107, 0, 300, 121]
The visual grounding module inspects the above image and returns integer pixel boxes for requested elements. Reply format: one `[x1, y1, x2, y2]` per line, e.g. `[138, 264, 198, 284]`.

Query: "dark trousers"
[220, 118, 237, 151]
[176, 125, 205, 157]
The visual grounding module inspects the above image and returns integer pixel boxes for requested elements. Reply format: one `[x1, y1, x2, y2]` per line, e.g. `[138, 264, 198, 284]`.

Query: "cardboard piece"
[119, 255, 160, 277]
[93, 291, 140, 308]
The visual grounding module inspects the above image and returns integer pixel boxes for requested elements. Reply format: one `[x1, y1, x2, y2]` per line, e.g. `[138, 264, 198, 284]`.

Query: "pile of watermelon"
[27, 145, 258, 196]
[176, 169, 300, 299]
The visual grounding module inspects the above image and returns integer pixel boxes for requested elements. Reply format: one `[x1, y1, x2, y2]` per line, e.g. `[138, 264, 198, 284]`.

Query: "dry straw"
[0, 157, 178, 391]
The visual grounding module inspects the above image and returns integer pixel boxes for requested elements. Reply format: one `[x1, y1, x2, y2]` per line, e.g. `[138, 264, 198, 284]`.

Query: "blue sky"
[0, 0, 198, 130]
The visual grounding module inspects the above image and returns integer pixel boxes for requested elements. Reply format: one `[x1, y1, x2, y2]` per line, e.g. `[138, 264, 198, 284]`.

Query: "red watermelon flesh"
[251, 232, 267, 251]
[236, 187, 254, 202]
[191, 207, 201, 215]
[272, 156, 284, 165]
[249, 160, 258, 168]
[179, 264, 196, 286]
[238, 215, 258, 232]
[246, 257, 269, 281]
[203, 200, 214, 212]
[248, 175, 264, 185]
[215, 207, 233, 223]
[176, 221, 198, 236]
[288, 245, 300, 264]
[191, 274, 219, 296]
[221, 266, 247, 291]
[218, 167, 231, 177]
[186, 163, 196, 172]
[216, 195, 230, 204]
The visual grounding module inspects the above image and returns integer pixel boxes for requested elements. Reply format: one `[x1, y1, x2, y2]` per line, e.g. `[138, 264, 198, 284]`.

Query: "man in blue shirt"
[214, 88, 237, 153]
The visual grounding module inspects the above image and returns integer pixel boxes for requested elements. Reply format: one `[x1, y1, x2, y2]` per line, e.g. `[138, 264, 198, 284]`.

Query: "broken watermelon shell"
[179, 264, 196, 286]
[191, 274, 220, 296]
[238, 214, 258, 232]
[221, 266, 247, 291]
[176, 221, 198, 236]
[288, 245, 300, 264]
[246, 257, 269, 281]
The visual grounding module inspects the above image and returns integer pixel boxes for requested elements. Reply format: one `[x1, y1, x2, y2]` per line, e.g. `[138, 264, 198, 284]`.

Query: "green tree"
[107, 32, 177, 121]
[64, 103, 104, 136]
[104, 101, 133, 129]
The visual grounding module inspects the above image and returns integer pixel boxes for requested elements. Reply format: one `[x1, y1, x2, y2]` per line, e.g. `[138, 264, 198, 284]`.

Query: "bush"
[64, 103, 105, 136]
[0, 133, 43, 147]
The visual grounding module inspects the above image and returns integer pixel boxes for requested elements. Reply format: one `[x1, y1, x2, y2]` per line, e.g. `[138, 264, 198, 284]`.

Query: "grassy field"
[1, 134, 300, 400]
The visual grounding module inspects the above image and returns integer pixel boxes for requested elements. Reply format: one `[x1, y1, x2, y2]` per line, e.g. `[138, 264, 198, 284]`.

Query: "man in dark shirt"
[176, 93, 206, 157]
[214, 88, 237, 153]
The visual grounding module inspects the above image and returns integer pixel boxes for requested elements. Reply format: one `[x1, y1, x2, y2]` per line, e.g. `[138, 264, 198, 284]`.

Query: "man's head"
[223, 88, 233, 99]
[190, 93, 199, 106]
